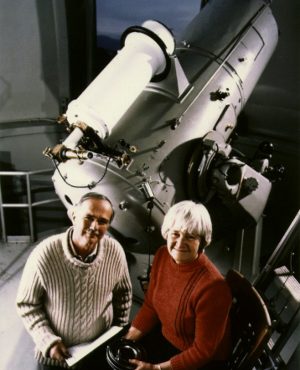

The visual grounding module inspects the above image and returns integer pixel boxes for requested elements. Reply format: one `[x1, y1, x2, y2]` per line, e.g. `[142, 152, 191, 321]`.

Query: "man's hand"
[49, 341, 71, 362]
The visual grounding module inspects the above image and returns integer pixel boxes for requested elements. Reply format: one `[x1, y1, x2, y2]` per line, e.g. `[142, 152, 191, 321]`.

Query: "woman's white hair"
[161, 200, 212, 248]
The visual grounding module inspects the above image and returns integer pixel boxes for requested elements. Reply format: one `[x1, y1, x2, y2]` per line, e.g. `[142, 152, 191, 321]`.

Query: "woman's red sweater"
[132, 246, 232, 370]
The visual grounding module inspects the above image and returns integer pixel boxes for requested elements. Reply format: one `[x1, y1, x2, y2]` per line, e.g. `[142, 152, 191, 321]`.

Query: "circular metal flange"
[120, 23, 174, 82]
[106, 338, 147, 370]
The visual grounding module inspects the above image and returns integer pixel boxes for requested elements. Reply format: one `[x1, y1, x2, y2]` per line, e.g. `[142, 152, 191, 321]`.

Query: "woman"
[125, 200, 232, 370]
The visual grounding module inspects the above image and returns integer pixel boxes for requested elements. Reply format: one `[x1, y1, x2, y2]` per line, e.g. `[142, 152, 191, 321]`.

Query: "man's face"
[71, 198, 113, 251]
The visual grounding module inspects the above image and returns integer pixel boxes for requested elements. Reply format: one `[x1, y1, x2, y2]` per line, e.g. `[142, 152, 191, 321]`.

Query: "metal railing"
[0, 169, 60, 243]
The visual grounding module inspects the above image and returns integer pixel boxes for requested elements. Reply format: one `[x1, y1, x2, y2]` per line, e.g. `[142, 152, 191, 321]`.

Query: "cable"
[137, 199, 155, 292]
[52, 156, 112, 189]
[147, 202, 154, 269]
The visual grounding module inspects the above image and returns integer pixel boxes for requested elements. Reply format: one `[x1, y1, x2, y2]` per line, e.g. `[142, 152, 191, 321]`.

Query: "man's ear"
[67, 206, 76, 223]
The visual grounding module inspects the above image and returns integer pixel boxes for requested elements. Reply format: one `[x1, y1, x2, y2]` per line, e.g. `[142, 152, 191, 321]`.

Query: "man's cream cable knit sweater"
[16, 228, 132, 367]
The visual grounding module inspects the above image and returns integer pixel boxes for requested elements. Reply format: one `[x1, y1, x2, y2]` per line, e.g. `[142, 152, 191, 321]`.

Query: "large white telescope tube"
[65, 20, 175, 143]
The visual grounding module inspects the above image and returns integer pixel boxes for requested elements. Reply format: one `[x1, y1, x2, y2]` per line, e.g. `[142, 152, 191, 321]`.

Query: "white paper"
[66, 326, 123, 366]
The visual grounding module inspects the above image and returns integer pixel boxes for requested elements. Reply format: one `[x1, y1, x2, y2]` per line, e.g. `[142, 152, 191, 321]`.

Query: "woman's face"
[166, 229, 200, 264]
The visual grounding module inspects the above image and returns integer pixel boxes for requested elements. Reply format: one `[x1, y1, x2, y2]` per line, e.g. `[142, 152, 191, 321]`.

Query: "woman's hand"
[128, 359, 158, 370]
[124, 326, 144, 341]
[129, 359, 172, 370]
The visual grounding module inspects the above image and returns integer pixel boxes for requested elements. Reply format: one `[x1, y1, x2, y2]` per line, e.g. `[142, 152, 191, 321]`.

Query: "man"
[16, 192, 132, 369]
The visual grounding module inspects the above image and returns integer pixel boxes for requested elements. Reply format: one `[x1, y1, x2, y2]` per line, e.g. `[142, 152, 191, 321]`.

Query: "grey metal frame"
[0, 169, 60, 243]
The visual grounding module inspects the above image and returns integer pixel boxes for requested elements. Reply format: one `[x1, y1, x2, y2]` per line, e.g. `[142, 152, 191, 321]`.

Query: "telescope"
[44, 0, 280, 252]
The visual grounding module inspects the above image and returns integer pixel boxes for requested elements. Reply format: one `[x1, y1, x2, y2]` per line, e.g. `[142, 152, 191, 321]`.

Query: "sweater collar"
[169, 249, 207, 272]
[68, 228, 98, 263]
[62, 227, 105, 266]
